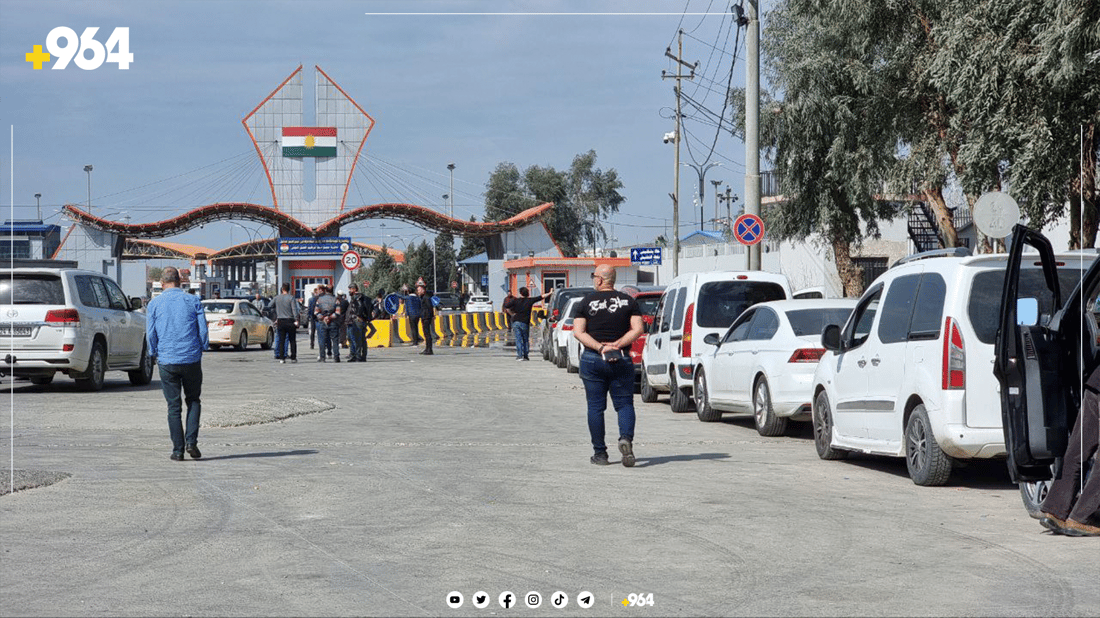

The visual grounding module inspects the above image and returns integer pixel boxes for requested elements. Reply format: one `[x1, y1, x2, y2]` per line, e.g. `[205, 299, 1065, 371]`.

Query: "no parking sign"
[733, 214, 765, 246]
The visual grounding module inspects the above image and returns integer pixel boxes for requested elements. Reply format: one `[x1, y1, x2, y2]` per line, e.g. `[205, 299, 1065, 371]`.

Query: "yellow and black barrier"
[358, 312, 519, 348]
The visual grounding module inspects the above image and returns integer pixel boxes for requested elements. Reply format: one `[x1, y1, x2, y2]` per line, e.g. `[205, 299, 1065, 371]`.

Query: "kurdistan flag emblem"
[282, 127, 337, 157]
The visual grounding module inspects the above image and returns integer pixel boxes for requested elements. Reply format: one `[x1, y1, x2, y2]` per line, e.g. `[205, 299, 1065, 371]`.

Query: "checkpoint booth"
[276, 236, 356, 300]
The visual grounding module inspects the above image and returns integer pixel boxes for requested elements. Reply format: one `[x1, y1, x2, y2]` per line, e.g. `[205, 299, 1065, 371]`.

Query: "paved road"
[1, 335, 1097, 617]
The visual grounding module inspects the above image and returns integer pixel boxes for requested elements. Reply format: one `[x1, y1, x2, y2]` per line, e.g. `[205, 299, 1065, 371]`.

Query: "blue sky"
[1, 0, 763, 251]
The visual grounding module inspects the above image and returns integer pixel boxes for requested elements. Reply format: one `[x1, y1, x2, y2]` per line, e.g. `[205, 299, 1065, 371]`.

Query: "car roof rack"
[892, 246, 971, 268]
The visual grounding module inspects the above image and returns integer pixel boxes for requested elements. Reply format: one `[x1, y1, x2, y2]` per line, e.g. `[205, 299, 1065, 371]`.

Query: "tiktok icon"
[551, 591, 569, 608]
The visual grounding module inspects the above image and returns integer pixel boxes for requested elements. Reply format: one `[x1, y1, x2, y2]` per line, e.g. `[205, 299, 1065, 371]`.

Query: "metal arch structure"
[123, 239, 216, 260]
[205, 238, 405, 263]
[62, 201, 553, 239]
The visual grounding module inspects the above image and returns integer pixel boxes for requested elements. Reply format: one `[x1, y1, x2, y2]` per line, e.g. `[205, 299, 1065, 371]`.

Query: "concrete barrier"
[367, 319, 393, 347]
[435, 315, 451, 337]
[394, 317, 414, 343]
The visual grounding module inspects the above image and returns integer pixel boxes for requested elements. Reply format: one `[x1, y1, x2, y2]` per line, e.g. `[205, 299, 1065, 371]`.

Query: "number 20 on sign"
[27, 27, 133, 70]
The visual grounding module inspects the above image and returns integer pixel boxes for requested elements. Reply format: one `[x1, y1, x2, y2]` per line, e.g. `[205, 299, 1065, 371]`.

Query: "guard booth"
[277, 237, 353, 299]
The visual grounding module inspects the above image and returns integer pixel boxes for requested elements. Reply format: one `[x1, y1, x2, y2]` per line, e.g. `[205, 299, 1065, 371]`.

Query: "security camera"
[663, 131, 677, 144]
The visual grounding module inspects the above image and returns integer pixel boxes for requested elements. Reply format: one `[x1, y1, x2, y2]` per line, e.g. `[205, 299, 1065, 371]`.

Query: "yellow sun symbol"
[305, 134, 315, 149]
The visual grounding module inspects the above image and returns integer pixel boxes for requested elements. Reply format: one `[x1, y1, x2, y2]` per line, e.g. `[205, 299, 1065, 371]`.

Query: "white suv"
[811, 249, 1086, 485]
[0, 268, 153, 390]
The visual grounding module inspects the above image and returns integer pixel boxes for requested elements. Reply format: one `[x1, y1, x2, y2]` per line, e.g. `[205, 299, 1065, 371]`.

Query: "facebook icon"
[499, 591, 514, 609]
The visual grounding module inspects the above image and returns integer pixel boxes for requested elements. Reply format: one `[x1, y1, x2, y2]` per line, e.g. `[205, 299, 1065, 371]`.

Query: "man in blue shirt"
[146, 267, 209, 461]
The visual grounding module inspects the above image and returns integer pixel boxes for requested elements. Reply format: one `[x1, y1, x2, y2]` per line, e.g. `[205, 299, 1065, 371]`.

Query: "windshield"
[696, 281, 787, 328]
[637, 296, 661, 317]
[203, 302, 236, 314]
[970, 267, 1089, 344]
[786, 308, 855, 337]
[0, 274, 65, 305]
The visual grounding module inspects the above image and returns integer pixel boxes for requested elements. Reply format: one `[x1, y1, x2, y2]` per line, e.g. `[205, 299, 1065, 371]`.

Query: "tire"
[236, 330, 248, 351]
[753, 377, 789, 437]
[812, 390, 848, 460]
[210, 344, 222, 351]
[30, 374, 54, 386]
[669, 373, 693, 413]
[905, 404, 953, 486]
[1020, 480, 1052, 520]
[75, 342, 106, 392]
[127, 343, 154, 386]
[640, 366, 658, 403]
[260, 328, 273, 350]
[694, 368, 722, 422]
[566, 351, 579, 373]
[556, 346, 567, 369]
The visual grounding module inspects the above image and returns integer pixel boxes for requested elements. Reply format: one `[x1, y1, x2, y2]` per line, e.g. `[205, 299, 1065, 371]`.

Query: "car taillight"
[552, 308, 560, 320]
[216, 319, 235, 326]
[941, 316, 965, 390]
[62, 344, 74, 352]
[562, 323, 573, 331]
[788, 348, 826, 363]
[682, 303, 695, 357]
[44, 309, 79, 326]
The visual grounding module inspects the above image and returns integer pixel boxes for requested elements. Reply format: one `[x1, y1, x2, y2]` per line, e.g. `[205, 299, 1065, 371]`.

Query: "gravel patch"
[0, 469, 72, 496]
[201, 397, 335, 428]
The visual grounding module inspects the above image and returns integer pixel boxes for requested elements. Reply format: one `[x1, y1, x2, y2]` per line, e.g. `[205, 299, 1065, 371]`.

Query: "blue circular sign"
[734, 213, 765, 246]
[383, 293, 402, 315]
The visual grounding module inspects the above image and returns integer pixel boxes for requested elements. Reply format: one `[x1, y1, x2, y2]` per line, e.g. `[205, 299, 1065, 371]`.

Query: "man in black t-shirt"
[504, 287, 551, 361]
[571, 265, 645, 467]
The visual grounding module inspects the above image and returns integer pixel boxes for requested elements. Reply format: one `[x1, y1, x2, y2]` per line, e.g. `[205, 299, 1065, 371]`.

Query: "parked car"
[434, 292, 463, 312]
[693, 299, 857, 435]
[994, 226, 1099, 518]
[620, 285, 666, 391]
[0, 267, 153, 390]
[557, 297, 583, 372]
[812, 247, 1088, 486]
[202, 299, 274, 350]
[641, 271, 792, 411]
[465, 295, 493, 312]
[539, 286, 594, 364]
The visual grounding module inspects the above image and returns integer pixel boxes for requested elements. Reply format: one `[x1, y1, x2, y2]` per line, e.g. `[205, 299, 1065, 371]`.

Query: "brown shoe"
[1062, 518, 1100, 537]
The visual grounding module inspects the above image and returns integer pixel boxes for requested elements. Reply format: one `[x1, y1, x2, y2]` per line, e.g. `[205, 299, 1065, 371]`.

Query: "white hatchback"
[693, 299, 857, 435]
[811, 249, 1088, 485]
[465, 295, 493, 312]
[0, 267, 153, 390]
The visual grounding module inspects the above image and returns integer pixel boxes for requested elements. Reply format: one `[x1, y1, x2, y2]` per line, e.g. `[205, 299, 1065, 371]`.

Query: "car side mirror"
[1016, 297, 1039, 326]
[703, 333, 721, 346]
[129, 297, 144, 310]
[821, 324, 842, 351]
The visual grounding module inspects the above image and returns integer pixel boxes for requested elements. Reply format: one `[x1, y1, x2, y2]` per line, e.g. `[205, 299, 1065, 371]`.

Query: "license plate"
[0, 325, 33, 337]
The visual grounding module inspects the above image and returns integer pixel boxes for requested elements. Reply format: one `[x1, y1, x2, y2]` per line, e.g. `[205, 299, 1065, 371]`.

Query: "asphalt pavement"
[1, 333, 1097, 617]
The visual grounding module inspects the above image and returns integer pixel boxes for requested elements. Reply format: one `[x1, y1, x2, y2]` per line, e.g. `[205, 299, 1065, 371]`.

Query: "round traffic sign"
[341, 250, 361, 271]
[733, 213, 765, 246]
[383, 293, 402, 315]
[972, 191, 1020, 239]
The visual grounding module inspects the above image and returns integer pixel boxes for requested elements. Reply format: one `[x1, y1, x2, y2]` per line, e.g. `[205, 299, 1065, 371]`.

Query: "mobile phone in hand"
[602, 348, 624, 362]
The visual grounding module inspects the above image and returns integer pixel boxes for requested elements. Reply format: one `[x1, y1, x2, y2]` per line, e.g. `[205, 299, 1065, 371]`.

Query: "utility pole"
[745, 0, 761, 270]
[663, 30, 696, 278]
[711, 180, 722, 229]
[447, 163, 456, 219]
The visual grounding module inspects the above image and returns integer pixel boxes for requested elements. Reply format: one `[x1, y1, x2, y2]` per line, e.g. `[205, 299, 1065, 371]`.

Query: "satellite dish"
[972, 191, 1020, 239]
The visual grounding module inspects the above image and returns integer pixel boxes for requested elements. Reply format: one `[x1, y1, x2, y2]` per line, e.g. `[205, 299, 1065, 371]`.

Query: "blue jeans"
[579, 349, 635, 453]
[275, 319, 297, 360]
[512, 322, 530, 359]
[158, 362, 203, 454]
[319, 321, 340, 360]
[347, 319, 366, 360]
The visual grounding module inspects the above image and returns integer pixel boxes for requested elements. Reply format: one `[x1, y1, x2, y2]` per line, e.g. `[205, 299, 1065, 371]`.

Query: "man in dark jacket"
[307, 286, 321, 350]
[415, 283, 434, 355]
[313, 286, 342, 362]
[405, 286, 422, 345]
[345, 283, 372, 362]
[505, 287, 551, 361]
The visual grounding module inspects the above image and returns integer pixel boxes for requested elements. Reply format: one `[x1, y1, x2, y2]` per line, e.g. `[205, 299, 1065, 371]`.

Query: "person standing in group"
[415, 283, 435, 355]
[337, 291, 350, 349]
[505, 286, 551, 361]
[571, 265, 644, 467]
[404, 285, 422, 346]
[307, 286, 321, 350]
[272, 282, 300, 364]
[373, 289, 387, 321]
[146, 266, 209, 461]
[502, 292, 516, 330]
[345, 283, 371, 362]
[314, 285, 342, 362]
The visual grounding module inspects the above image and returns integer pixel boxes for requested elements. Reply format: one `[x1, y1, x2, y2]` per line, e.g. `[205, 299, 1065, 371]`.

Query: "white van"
[811, 249, 1089, 486]
[641, 271, 792, 411]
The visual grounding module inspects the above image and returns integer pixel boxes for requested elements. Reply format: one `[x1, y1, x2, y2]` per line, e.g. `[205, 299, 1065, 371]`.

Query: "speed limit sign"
[341, 250, 361, 271]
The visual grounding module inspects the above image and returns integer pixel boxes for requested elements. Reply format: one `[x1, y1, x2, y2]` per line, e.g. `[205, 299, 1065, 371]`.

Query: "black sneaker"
[170, 452, 184, 461]
[590, 451, 610, 465]
[186, 444, 202, 459]
[618, 438, 635, 467]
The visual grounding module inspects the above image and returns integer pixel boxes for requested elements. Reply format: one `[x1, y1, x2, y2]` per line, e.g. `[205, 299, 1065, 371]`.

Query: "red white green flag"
[281, 127, 337, 157]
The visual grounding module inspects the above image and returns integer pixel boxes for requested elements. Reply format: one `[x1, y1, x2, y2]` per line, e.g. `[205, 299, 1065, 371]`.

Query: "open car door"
[995, 224, 1100, 486]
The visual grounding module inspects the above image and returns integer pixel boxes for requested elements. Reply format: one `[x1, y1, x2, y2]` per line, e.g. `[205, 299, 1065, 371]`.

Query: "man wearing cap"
[314, 285, 342, 362]
[345, 283, 371, 362]
[415, 283, 435, 355]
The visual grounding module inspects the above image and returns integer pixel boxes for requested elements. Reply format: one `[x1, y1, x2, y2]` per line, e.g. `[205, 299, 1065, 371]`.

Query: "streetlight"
[83, 165, 93, 215]
[710, 179, 722, 230]
[446, 163, 455, 219]
[682, 161, 721, 231]
[34, 193, 41, 221]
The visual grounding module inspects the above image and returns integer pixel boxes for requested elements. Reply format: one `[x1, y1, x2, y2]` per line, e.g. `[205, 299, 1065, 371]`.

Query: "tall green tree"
[362, 246, 400, 297]
[433, 231, 459, 293]
[568, 150, 626, 254]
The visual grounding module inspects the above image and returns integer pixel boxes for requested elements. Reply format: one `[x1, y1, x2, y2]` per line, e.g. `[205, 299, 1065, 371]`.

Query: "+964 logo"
[25, 27, 133, 70]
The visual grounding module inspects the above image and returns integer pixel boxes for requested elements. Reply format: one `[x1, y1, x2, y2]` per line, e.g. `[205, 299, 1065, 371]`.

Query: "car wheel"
[812, 390, 848, 460]
[75, 341, 106, 392]
[753, 377, 789, 437]
[905, 404, 953, 486]
[541, 334, 550, 360]
[210, 344, 222, 351]
[236, 330, 248, 351]
[30, 374, 54, 386]
[693, 368, 722, 422]
[1019, 480, 1052, 520]
[556, 346, 567, 368]
[260, 328, 273, 350]
[128, 343, 154, 386]
[640, 366, 658, 403]
[669, 372, 693, 413]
